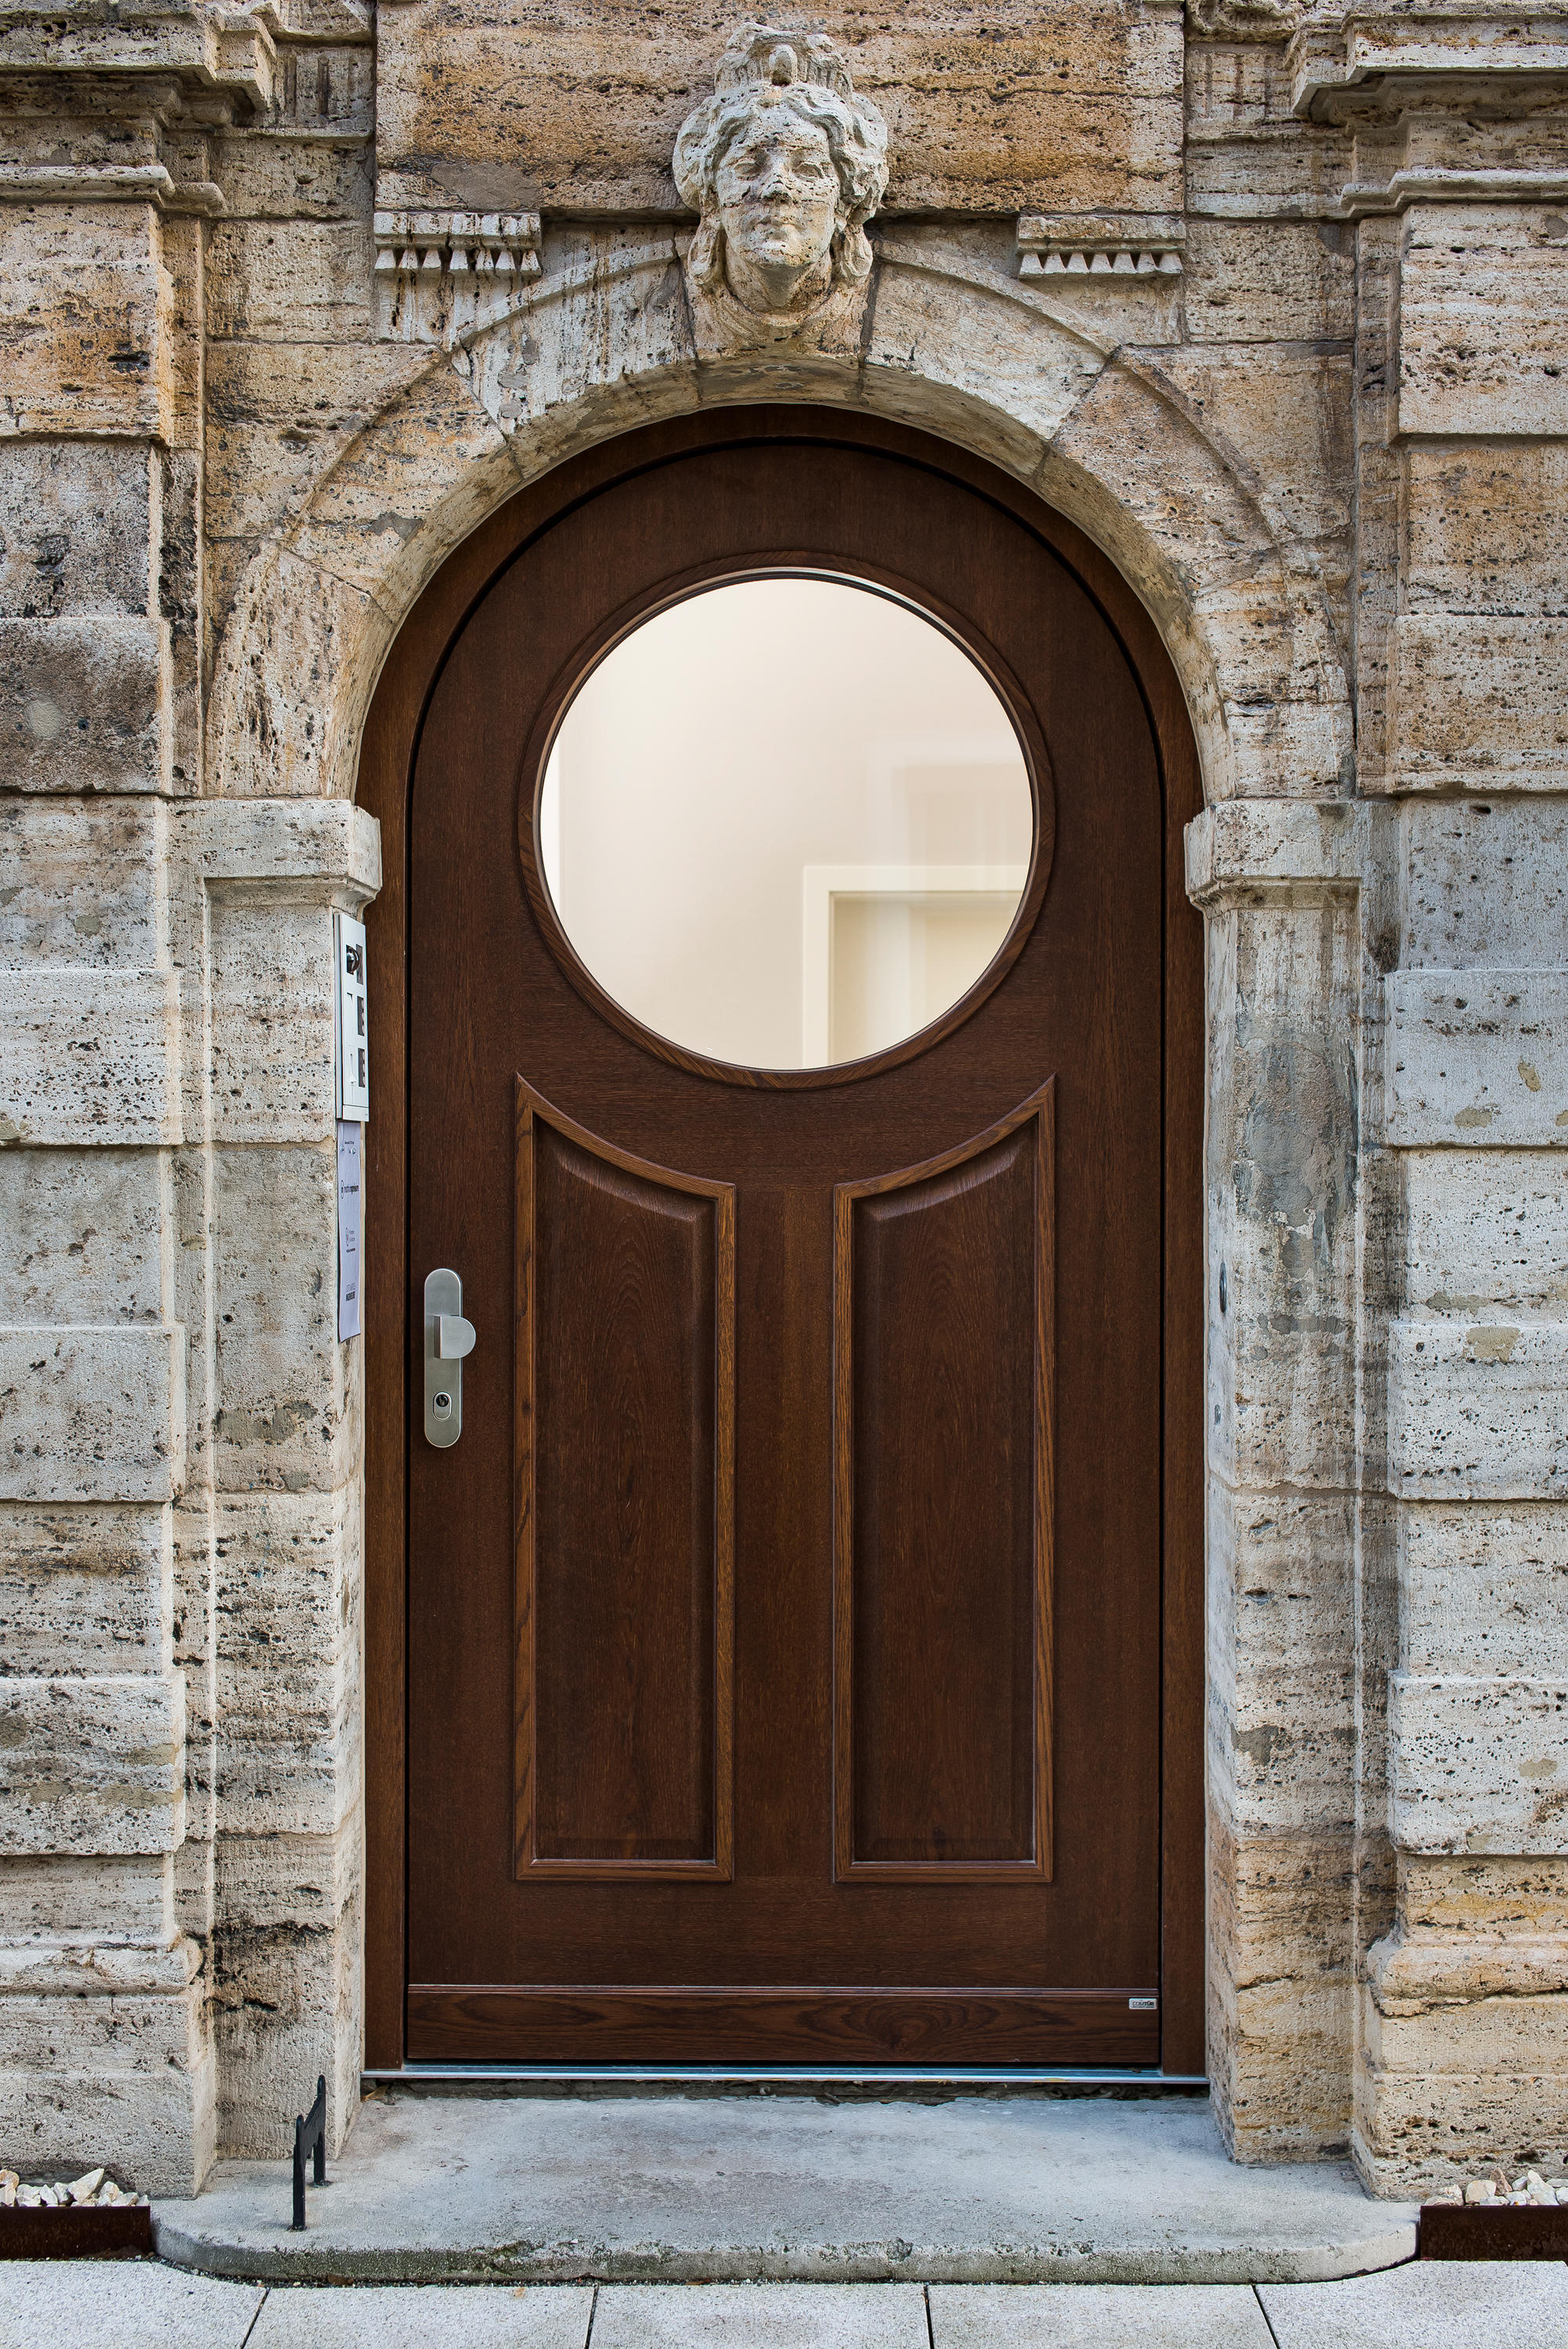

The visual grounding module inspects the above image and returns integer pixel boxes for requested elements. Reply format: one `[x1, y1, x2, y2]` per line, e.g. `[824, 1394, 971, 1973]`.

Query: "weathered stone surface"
[1404, 444, 1568, 617]
[1390, 1319, 1568, 1501]
[0, 798, 167, 967]
[1399, 1494, 1568, 1682]
[207, 907, 336, 1143]
[1404, 801, 1568, 970]
[207, 218, 374, 344]
[1386, 972, 1568, 1146]
[0, 441, 157, 618]
[373, 0, 1186, 219]
[205, 338, 428, 544]
[0, 202, 172, 439]
[1399, 204, 1568, 439]
[0, 1324, 186, 1504]
[1391, 1675, 1568, 1853]
[1183, 218, 1354, 345]
[1401, 1149, 1568, 1320]
[0, 967, 179, 1147]
[0, 1149, 165, 1322]
[0, 1672, 185, 1854]
[0, 1503, 171, 1675]
[0, 616, 171, 795]
[1388, 614, 1568, 793]
[0, 1849, 172, 1940]
[0, 1975, 214, 2197]
[210, 1149, 350, 1484]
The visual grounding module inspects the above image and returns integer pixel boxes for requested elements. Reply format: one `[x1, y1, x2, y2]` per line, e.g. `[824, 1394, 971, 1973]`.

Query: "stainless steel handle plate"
[424, 1268, 476, 1448]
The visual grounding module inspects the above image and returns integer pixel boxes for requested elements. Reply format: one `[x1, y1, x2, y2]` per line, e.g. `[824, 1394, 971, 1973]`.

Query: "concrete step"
[153, 2090, 1416, 2285]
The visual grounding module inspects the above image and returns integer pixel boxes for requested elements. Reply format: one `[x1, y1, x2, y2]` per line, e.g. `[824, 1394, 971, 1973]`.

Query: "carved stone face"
[713, 102, 840, 312]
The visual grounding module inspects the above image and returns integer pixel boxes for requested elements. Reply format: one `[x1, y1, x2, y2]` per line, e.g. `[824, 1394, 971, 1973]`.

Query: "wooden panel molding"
[833, 1080, 1054, 1882]
[514, 1078, 735, 1878]
[409, 1981, 1158, 2066]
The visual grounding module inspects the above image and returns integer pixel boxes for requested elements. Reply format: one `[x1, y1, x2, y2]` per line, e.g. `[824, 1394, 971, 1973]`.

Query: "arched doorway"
[359, 406, 1205, 2075]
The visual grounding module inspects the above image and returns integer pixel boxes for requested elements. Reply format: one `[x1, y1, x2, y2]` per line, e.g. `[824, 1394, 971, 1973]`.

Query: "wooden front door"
[393, 412, 1200, 2069]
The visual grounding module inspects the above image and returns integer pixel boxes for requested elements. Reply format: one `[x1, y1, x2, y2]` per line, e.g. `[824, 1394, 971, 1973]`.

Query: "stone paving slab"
[593, 2282, 928, 2345]
[928, 2280, 1274, 2345]
[249, 2279, 595, 2346]
[1260, 2257, 1568, 2349]
[0, 2259, 265, 2348]
[153, 2091, 1417, 2284]
[3, 2264, 1567, 2347]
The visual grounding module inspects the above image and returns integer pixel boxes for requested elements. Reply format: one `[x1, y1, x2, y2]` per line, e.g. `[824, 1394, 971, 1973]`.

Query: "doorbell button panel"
[424, 1268, 475, 1448]
[334, 911, 369, 1122]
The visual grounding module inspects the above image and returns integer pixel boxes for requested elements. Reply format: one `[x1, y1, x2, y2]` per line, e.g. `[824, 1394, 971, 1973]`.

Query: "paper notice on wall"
[337, 1119, 362, 1340]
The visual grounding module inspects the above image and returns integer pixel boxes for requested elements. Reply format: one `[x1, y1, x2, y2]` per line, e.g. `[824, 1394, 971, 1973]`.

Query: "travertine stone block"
[191, 796, 381, 901]
[0, 1503, 171, 1675]
[1391, 1674, 1568, 1852]
[1209, 1816, 1356, 2159]
[0, 1978, 214, 2198]
[0, 1672, 185, 1854]
[1404, 445, 1568, 616]
[1154, 345, 1354, 555]
[1401, 1150, 1568, 1319]
[211, 1144, 351, 1495]
[207, 218, 373, 343]
[373, 0, 1185, 218]
[0, 1149, 165, 1322]
[0, 798, 168, 968]
[0, 1851, 172, 1942]
[1386, 971, 1568, 1146]
[1402, 1505, 1568, 1680]
[0, 442, 157, 617]
[1388, 614, 1568, 793]
[205, 546, 391, 800]
[1209, 1482, 1357, 1835]
[204, 339, 429, 544]
[0, 616, 171, 795]
[1357, 2055, 1568, 2196]
[864, 250, 1101, 467]
[1401, 1852, 1568, 1939]
[1183, 218, 1354, 344]
[214, 1821, 361, 2157]
[207, 904, 335, 1143]
[213, 130, 372, 224]
[285, 341, 515, 605]
[1186, 797, 1368, 900]
[0, 202, 172, 439]
[1404, 800, 1568, 970]
[1399, 204, 1568, 438]
[0, 1324, 186, 1504]
[1205, 899, 1361, 1492]
[0, 967, 179, 1147]
[1390, 1319, 1568, 1501]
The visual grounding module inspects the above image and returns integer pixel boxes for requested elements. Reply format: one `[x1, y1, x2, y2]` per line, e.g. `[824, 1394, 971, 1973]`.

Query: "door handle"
[424, 1268, 475, 1448]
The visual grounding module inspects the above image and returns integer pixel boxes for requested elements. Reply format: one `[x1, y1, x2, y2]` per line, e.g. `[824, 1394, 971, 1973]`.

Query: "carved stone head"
[674, 23, 889, 319]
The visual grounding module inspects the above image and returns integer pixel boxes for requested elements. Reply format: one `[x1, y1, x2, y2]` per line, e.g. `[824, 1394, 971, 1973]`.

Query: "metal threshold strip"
[365, 2062, 1209, 2097]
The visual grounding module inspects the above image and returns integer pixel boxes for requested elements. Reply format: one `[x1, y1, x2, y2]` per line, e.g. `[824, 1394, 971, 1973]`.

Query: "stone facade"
[1, 0, 1566, 2199]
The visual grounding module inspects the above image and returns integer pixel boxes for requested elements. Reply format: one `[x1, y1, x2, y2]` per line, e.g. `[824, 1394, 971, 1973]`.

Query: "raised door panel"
[834, 1081, 1053, 1879]
[515, 1080, 735, 1876]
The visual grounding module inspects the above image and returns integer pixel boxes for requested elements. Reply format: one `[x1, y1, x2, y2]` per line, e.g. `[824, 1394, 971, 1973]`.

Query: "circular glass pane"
[538, 576, 1034, 1071]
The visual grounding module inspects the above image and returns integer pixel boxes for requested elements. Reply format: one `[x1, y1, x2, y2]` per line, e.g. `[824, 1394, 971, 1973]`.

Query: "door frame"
[358, 403, 1206, 2077]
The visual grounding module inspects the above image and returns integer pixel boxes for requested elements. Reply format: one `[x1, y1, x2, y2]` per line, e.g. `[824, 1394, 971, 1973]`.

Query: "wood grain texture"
[833, 1082, 1054, 1881]
[515, 1078, 734, 1878]
[408, 1983, 1159, 2066]
[367, 403, 1206, 2076]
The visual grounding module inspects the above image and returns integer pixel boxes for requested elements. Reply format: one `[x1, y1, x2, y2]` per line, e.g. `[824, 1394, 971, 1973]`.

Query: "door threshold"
[364, 2062, 1209, 2101]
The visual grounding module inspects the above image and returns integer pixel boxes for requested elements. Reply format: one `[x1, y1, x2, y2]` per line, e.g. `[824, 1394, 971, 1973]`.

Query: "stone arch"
[206, 234, 1351, 811]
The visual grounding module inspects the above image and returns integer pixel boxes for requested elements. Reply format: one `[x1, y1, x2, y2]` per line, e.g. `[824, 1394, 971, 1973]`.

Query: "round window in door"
[535, 575, 1036, 1072]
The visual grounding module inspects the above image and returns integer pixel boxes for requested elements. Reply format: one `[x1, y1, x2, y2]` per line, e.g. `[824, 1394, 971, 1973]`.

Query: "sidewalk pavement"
[3, 2260, 1568, 2348]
